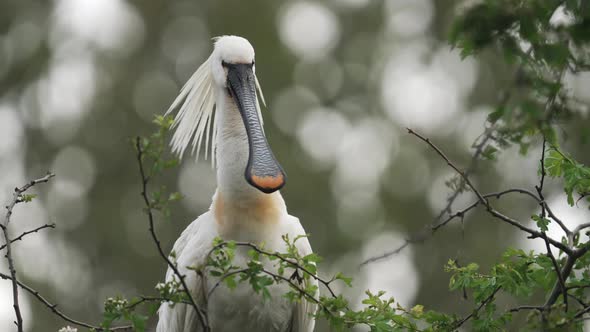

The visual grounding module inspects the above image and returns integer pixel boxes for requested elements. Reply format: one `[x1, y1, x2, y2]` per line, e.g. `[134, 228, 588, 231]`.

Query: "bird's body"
[156, 36, 317, 332]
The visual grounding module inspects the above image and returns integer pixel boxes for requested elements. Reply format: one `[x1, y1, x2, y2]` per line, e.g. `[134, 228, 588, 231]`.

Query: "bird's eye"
[221, 60, 229, 68]
[251, 61, 255, 67]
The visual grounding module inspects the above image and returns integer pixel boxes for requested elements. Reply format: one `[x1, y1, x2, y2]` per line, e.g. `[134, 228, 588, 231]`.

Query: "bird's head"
[210, 36, 255, 87]
[166, 36, 286, 194]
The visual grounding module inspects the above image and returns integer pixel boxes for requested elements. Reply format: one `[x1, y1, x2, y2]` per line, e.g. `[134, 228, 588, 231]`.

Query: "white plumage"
[157, 36, 317, 332]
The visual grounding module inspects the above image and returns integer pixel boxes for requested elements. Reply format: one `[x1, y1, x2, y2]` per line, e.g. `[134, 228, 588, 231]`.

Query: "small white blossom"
[58, 326, 77, 332]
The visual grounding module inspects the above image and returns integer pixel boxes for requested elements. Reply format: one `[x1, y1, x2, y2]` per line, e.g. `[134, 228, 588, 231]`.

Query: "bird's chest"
[205, 249, 293, 332]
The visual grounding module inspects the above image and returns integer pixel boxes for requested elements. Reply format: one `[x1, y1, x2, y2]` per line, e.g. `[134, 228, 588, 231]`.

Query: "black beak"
[226, 63, 286, 193]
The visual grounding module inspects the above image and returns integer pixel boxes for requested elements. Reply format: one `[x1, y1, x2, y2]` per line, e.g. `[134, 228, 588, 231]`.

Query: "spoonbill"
[156, 36, 318, 332]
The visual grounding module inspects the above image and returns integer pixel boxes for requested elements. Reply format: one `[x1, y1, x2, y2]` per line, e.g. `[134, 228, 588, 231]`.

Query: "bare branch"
[0, 272, 135, 331]
[2, 172, 55, 332]
[360, 187, 562, 266]
[574, 302, 590, 319]
[407, 128, 489, 204]
[0, 223, 56, 251]
[361, 125, 498, 265]
[509, 305, 544, 313]
[572, 222, 590, 235]
[407, 128, 572, 254]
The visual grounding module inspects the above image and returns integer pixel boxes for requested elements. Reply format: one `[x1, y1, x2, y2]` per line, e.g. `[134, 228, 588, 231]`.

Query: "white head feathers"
[165, 35, 266, 165]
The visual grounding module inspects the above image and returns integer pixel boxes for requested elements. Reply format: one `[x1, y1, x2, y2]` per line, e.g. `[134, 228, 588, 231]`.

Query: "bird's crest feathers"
[165, 36, 266, 167]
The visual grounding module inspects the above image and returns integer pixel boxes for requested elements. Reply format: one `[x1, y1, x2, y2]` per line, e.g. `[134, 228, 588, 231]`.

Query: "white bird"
[156, 36, 318, 332]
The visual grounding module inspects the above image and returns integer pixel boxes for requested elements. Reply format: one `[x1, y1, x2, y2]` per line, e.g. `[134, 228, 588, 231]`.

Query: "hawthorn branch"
[567, 293, 588, 308]
[536, 138, 571, 239]
[206, 241, 337, 298]
[361, 188, 536, 266]
[2, 172, 54, 332]
[572, 222, 590, 235]
[206, 268, 249, 299]
[574, 302, 590, 319]
[1, 223, 21, 332]
[361, 125, 497, 264]
[453, 286, 502, 329]
[0, 223, 56, 251]
[542, 233, 568, 310]
[135, 137, 209, 331]
[205, 253, 419, 332]
[0, 174, 140, 331]
[509, 305, 544, 313]
[0, 272, 139, 331]
[545, 246, 590, 308]
[534, 138, 568, 310]
[126, 296, 192, 310]
[406, 128, 571, 254]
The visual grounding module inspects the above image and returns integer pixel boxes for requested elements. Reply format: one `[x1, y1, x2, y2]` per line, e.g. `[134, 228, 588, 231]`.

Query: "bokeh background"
[1, 0, 590, 331]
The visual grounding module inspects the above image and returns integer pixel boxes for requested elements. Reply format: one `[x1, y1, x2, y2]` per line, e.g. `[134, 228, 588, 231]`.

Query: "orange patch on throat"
[213, 191, 283, 234]
[250, 174, 285, 191]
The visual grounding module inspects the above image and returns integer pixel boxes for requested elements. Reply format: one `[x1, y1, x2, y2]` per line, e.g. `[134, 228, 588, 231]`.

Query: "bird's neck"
[211, 91, 287, 236]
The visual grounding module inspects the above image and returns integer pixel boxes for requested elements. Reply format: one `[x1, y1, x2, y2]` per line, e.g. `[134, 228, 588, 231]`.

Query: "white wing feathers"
[157, 213, 317, 332]
[157, 212, 216, 332]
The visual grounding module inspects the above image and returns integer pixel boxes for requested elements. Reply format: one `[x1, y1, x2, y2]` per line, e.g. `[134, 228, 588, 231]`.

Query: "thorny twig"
[542, 234, 568, 310]
[360, 127, 496, 265]
[361, 188, 550, 266]
[0, 223, 56, 251]
[361, 48, 553, 265]
[406, 128, 571, 254]
[135, 137, 210, 331]
[0, 173, 139, 331]
[0, 272, 133, 331]
[2, 172, 54, 332]
[404, 129, 590, 322]
[0, 272, 188, 331]
[544, 247, 590, 307]
[453, 286, 502, 329]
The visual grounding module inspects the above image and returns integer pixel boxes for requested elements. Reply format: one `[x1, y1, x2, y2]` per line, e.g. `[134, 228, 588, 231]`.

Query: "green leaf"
[131, 313, 148, 332]
[482, 146, 499, 160]
[19, 194, 37, 202]
[335, 272, 353, 287]
[531, 214, 550, 232]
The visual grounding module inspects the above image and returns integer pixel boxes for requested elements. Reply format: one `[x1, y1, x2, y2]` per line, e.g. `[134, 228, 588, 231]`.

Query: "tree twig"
[545, 246, 590, 307]
[406, 128, 572, 254]
[360, 186, 571, 266]
[535, 138, 571, 239]
[0, 223, 56, 251]
[2, 172, 54, 332]
[134, 137, 209, 331]
[0, 272, 135, 331]
[453, 286, 502, 329]
[361, 125, 496, 265]
[542, 232, 568, 310]
[509, 305, 544, 313]
[206, 241, 337, 298]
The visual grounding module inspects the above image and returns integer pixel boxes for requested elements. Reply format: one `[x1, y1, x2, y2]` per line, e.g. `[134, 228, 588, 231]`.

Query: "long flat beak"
[226, 63, 286, 193]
